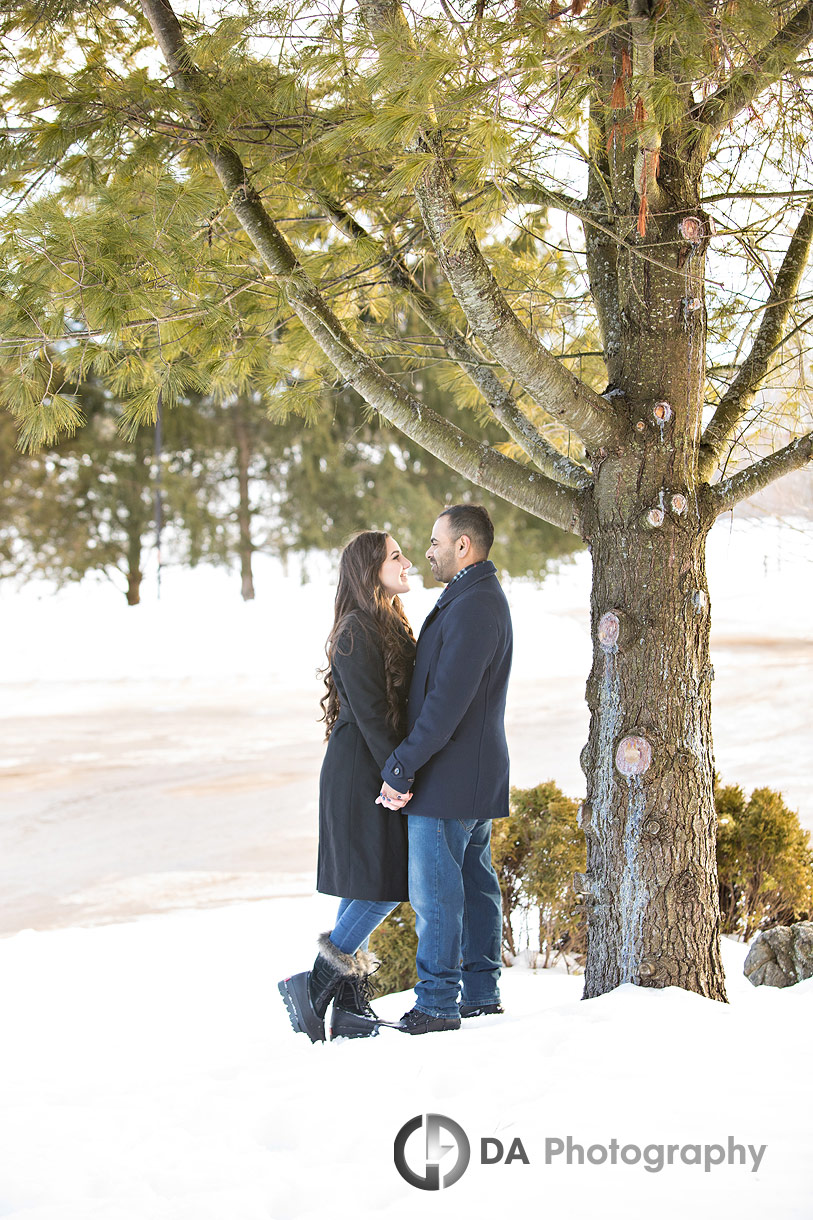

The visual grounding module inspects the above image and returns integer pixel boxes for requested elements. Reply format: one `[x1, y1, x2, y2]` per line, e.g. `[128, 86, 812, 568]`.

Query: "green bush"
[492, 782, 586, 967]
[716, 782, 813, 940]
[369, 903, 418, 996]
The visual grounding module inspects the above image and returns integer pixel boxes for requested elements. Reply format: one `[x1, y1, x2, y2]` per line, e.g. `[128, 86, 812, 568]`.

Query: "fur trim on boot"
[352, 947, 380, 975]
[315, 932, 366, 978]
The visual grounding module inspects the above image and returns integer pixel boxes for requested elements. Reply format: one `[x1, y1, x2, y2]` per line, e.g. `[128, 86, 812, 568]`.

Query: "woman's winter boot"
[329, 950, 381, 1039]
[278, 932, 364, 1043]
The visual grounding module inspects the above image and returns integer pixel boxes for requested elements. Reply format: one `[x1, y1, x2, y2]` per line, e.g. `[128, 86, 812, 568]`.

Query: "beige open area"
[0, 685, 324, 935]
[2, 627, 811, 937]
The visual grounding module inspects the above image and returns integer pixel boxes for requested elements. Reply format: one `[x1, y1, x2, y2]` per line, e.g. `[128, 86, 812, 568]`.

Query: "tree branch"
[138, 0, 585, 534]
[705, 432, 813, 516]
[691, 1, 813, 149]
[505, 171, 592, 223]
[628, 0, 663, 210]
[584, 97, 621, 368]
[358, 0, 620, 456]
[698, 199, 813, 481]
[318, 194, 592, 489]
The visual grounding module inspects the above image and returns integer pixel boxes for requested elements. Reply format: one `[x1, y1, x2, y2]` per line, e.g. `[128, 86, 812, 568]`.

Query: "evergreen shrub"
[716, 782, 813, 940]
[492, 781, 586, 968]
[368, 903, 419, 996]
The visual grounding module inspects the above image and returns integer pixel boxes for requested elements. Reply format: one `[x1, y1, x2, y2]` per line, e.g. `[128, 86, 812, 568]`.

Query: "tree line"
[0, 375, 580, 604]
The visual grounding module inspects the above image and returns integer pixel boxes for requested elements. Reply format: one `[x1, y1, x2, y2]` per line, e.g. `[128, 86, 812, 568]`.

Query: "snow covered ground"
[0, 512, 811, 1218]
[0, 898, 811, 1220]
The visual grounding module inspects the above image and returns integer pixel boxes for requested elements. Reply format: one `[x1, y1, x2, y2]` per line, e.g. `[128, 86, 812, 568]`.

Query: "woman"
[278, 531, 415, 1042]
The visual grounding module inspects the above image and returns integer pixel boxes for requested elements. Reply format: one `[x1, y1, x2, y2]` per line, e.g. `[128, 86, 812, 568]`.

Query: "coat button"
[393, 767, 401, 775]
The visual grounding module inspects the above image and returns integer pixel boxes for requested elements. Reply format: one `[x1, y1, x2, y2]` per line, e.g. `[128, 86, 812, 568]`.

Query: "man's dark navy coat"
[381, 561, 513, 819]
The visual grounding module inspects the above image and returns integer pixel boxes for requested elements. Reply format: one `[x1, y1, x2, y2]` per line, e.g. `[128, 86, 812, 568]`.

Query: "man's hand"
[376, 781, 412, 810]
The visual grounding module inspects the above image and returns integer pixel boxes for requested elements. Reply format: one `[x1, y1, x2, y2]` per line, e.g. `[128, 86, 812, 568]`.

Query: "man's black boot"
[397, 1006, 461, 1035]
[459, 1002, 504, 1018]
[278, 933, 363, 1043]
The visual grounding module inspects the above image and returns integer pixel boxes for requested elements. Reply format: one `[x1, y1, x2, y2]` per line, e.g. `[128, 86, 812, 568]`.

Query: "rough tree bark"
[137, 0, 813, 1002]
[570, 29, 726, 996]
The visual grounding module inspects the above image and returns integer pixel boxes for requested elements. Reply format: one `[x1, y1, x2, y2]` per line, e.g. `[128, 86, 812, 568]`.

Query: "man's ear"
[458, 533, 472, 557]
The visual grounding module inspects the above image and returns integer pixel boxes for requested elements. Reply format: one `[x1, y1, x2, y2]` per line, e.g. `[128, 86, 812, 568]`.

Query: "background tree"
[1, 380, 226, 604]
[2, 0, 813, 1000]
[189, 391, 281, 601]
[275, 380, 581, 572]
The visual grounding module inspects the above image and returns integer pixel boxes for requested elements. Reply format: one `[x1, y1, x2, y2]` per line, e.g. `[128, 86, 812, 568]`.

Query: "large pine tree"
[2, 0, 812, 1000]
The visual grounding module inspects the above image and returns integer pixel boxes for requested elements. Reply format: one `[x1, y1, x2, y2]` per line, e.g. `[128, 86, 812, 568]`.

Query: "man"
[378, 505, 513, 1034]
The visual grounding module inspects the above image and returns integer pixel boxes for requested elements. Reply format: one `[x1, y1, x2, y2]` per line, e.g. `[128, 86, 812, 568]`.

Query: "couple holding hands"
[279, 504, 513, 1040]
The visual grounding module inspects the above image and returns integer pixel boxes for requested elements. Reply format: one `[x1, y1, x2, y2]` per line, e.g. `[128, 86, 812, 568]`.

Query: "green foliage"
[0, 379, 231, 602]
[0, 0, 810, 503]
[0, 365, 580, 600]
[368, 902, 418, 996]
[492, 781, 586, 967]
[273, 384, 581, 578]
[716, 781, 813, 941]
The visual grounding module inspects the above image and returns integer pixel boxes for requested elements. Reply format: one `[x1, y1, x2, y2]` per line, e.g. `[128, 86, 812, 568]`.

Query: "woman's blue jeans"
[408, 815, 502, 1018]
[330, 897, 398, 955]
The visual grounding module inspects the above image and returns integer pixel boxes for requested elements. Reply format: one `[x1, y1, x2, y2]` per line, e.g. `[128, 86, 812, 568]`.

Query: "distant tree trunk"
[123, 456, 148, 607]
[541, 917, 553, 969]
[502, 906, 516, 959]
[232, 401, 255, 602]
[126, 563, 142, 606]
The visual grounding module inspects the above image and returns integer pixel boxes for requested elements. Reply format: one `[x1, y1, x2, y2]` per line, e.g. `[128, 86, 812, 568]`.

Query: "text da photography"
[393, 1114, 767, 1189]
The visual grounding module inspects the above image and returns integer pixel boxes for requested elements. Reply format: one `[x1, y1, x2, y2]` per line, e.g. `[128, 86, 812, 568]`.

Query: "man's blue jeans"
[407, 815, 502, 1018]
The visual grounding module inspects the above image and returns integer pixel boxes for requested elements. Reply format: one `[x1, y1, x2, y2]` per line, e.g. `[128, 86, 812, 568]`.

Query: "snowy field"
[0, 512, 812, 1218]
[0, 900, 811, 1220]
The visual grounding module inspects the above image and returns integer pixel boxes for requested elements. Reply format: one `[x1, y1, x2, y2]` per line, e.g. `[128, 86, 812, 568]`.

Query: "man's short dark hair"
[438, 504, 495, 556]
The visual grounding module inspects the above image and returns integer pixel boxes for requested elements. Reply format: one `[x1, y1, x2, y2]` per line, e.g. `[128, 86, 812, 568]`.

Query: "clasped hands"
[376, 781, 412, 811]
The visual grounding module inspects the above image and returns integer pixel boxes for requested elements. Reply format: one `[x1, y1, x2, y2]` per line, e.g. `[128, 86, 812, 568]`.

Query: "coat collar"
[431, 559, 497, 614]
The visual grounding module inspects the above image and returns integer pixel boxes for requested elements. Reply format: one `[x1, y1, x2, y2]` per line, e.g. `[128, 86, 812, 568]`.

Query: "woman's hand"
[376, 782, 412, 810]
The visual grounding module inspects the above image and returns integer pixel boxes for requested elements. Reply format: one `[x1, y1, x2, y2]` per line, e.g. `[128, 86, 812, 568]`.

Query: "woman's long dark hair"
[319, 531, 415, 739]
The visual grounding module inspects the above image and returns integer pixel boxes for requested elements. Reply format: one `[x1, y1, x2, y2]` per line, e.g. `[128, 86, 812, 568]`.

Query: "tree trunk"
[541, 918, 552, 969]
[232, 401, 255, 602]
[502, 911, 516, 960]
[580, 501, 726, 1000]
[126, 566, 142, 606]
[125, 504, 144, 607]
[580, 144, 727, 999]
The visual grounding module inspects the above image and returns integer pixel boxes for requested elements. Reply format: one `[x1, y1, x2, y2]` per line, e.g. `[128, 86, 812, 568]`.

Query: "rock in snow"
[743, 922, 813, 988]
